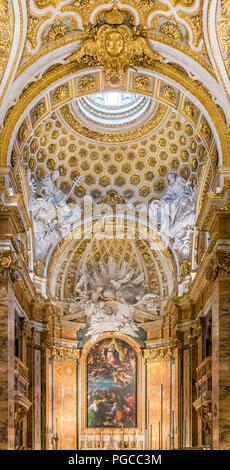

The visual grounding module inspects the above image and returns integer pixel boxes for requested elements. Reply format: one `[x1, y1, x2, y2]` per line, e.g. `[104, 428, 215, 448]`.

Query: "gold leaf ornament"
[68, 3, 163, 87]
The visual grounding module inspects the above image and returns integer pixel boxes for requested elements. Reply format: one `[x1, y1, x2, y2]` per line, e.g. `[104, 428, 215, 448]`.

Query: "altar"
[80, 428, 144, 450]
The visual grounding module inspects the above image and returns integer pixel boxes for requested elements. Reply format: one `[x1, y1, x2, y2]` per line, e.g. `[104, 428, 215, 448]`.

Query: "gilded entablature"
[144, 346, 171, 363]
[52, 346, 81, 361]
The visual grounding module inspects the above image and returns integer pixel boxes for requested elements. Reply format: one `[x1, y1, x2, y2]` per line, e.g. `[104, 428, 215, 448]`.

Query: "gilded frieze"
[144, 346, 171, 363]
[52, 346, 81, 361]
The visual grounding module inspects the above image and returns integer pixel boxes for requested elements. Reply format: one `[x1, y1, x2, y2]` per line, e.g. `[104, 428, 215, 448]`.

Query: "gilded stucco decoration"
[170, 0, 195, 5]
[134, 75, 151, 91]
[160, 22, 183, 41]
[46, 232, 174, 320]
[68, 3, 163, 87]
[59, 102, 167, 141]
[206, 250, 230, 281]
[27, 12, 52, 49]
[0, 250, 21, 282]
[1, 1, 230, 452]
[0, 0, 13, 81]
[16, 100, 206, 208]
[34, 0, 61, 7]
[0, 0, 230, 301]
[218, 0, 230, 80]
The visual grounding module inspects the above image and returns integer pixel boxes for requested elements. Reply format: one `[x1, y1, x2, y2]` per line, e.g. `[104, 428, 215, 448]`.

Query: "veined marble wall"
[146, 355, 176, 450]
[212, 280, 230, 450]
[0, 282, 14, 450]
[51, 358, 77, 450]
[34, 330, 41, 449]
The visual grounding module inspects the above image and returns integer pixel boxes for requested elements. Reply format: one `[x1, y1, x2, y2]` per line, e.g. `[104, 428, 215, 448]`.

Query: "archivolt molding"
[41, 217, 177, 291]
[45, 223, 176, 309]
[203, 0, 230, 103]
[0, 0, 27, 108]
[2, 0, 228, 123]
[1, 63, 228, 282]
[0, 60, 228, 168]
[6, 66, 219, 245]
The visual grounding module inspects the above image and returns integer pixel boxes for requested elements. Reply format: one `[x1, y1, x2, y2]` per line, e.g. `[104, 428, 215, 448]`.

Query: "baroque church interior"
[0, 0, 230, 451]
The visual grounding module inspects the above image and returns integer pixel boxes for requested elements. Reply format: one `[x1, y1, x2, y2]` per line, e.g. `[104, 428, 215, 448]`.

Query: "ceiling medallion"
[68, 2, 163, 87]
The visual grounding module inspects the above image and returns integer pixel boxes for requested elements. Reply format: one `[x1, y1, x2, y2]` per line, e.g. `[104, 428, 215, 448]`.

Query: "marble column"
[182, 345, 191, 447]
[26, 326, 34, 449]
[52, 355, 77, 450]
[145, 347, 172, 450]
[0, 281, 15, 449]
[34, 329, 42, 449]
[41, 333, 51, 450]
[26, 325, 42, 449]
[190, 338, 198, 447]
[212, 279, 230, 449]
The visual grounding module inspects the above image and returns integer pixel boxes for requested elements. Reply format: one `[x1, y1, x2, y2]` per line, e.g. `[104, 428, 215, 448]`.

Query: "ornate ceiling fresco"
[0, 0, 230, 324]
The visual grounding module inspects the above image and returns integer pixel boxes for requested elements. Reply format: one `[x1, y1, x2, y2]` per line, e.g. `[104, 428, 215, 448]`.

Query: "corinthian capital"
[206, 250, 230, 281]
[0, 250, 21, 282]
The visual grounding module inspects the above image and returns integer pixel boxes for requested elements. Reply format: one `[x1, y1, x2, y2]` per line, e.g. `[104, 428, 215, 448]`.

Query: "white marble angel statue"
[28, 168, 81, 258]
[150, 172, 196, 259]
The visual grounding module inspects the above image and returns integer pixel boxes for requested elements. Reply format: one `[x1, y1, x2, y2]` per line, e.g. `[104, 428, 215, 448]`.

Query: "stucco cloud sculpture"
[69, 257, 159, 342]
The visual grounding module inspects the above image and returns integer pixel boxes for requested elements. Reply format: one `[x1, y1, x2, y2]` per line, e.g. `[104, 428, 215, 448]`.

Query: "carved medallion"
[68, 4, 162, 87]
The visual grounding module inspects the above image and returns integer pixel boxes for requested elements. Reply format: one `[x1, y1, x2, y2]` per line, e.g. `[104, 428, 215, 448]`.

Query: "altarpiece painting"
[87, 338, 136, 428]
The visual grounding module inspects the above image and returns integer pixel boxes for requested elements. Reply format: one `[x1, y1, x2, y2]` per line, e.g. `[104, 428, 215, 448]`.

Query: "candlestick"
[147, 400, 150, 449]
[159, 421, 160, 449]
[172, 410, 175, 450]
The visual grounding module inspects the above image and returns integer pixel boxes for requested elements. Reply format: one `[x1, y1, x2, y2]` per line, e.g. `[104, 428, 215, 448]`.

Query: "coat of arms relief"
[68, 2, 163, 87]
